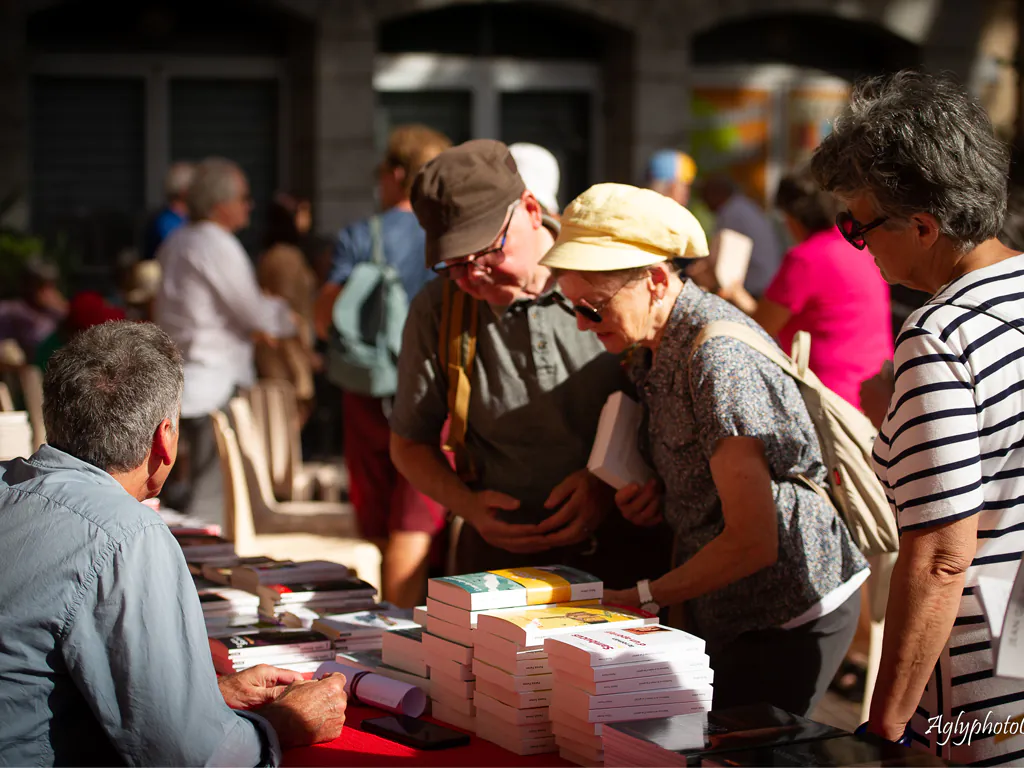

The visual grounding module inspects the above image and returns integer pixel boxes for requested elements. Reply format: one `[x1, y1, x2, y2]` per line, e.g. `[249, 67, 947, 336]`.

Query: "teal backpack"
[326, 216, 409, 397]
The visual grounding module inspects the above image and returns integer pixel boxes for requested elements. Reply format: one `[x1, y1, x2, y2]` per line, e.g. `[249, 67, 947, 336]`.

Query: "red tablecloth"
[283, 704, 572, 767]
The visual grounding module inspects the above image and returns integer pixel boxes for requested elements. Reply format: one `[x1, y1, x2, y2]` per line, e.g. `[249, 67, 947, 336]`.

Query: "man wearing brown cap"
[389, 139, 670, 580]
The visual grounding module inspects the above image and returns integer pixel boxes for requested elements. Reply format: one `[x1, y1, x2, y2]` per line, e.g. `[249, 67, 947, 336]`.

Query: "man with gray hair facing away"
[156, 157, 295, 524]
[0, 321, 348, 765]
[143, 160, 195, 260]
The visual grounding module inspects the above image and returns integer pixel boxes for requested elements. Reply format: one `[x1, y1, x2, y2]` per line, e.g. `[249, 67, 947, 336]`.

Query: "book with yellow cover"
[476, 604, 657, 648]
[428, 566, 602, 611]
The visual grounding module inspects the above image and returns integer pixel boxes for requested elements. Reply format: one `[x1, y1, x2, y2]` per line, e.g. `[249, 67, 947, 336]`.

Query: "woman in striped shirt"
[812, 71, 1024, 765]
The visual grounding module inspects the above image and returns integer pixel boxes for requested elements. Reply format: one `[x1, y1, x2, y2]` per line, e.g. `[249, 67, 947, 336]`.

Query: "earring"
[654, 297, 663, 307]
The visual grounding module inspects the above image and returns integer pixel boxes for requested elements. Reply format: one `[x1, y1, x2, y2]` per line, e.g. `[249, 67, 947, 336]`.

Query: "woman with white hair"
[541, 182, 869, 718]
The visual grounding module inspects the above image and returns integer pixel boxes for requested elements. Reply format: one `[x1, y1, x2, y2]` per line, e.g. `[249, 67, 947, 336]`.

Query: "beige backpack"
[691, 320, 899, 557]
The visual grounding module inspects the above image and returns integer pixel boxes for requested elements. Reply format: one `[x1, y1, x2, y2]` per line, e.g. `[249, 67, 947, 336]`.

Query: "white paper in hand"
[994, 556, 1024, 679]
[709, 229, 753, 291]
[587, 392, 653, 490]
[315, 660, 427, 716]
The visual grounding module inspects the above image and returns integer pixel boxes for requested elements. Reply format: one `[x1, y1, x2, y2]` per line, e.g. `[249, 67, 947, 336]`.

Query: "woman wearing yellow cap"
[541, 183, 869, 717]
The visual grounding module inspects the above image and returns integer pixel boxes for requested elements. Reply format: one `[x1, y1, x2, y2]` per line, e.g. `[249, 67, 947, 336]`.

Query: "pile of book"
[229, 560, 378, 621]
[210, 628, 334, 674]
[472, 601, 660, 756]
[170, 526, 235, 565]
[332, 649, 431, 699]
[422, 565, 605, 738]
[200, 555, 291, 586]
[310, 606, 418, 654]
[197, 586, 261, 633]
[545, 624, 712, 765]
[380, 627, 430, 696]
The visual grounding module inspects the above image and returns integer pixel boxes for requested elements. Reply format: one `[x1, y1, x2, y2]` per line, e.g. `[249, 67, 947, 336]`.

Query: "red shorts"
[342, 391, 445, 539]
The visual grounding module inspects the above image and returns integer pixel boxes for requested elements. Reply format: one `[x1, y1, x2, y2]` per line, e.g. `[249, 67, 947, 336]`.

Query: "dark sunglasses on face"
[432, 201, 520, 280]
[836, 210, 888, 250]
[553, 276, 637, 324]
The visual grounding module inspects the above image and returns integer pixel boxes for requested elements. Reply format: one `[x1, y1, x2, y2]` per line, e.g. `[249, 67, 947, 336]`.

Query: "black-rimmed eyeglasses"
[836, 210, 888, 250]
[432, 201, 520, 280]
[552, 277, 636, 325]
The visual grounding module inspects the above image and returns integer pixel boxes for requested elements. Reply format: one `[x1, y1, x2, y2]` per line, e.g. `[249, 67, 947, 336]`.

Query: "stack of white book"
[198, 586, 261, 633]
[209, 629, 334, 674]
[545, 625, 713, 766]
[310, 606, 418, 653]
[472, 602, 659, 756]
[424, 565, 603, 737]
[381, 627, 429, 685]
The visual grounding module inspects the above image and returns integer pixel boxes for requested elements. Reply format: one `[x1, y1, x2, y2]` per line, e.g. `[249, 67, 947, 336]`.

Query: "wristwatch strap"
[637, 579, 654, 606]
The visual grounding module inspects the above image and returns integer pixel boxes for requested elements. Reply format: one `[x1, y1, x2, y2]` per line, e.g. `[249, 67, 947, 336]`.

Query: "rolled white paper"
[315, 660, 427, 717]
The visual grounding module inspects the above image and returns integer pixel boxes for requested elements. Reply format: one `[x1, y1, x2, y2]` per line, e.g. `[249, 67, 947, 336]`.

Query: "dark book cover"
[213, 630, 331, 655]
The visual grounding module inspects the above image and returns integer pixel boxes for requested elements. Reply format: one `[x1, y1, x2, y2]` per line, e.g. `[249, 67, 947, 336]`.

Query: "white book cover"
[472, 658, 553, 694]
[334, 650, 430, 690]
[709, 228, 753, 291]
[587, 392, 653, 490]
[555, 683, 715, 714]
[545, 624, 705, 667]
[425, 615, 475, 648]
[473, 690, 550, 725]
[475, 642, 550, 676]
[380, 645, 429, 679]
[423, 631, 474, 666]
[554, 666, 713, 695]
[413, 604, 428, 626]
[280, 605, 321, 629]
[476, 678, 552, 708]
[427, 596, 600, 629]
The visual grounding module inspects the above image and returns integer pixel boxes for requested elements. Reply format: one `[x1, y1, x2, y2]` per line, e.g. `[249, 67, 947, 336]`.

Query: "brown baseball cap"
[411, 139, 526, 268]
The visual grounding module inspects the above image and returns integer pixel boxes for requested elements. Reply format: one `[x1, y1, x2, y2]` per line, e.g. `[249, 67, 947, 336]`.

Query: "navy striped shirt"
[873, 255, 1024, 766]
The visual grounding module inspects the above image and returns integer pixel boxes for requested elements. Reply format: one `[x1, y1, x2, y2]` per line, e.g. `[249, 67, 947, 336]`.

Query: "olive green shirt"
[391, 277, 627, 524]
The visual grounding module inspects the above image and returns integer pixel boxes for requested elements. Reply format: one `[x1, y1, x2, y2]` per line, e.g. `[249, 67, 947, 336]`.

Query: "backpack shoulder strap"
[439, 281, 479, 481]
[689, 320, 800, 378]
[368, 215, 384, 266]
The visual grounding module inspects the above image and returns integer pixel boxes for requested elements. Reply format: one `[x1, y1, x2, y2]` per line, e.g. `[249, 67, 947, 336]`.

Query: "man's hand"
[258, 673, 348, 750]
[218, 664, 305, 710]
[531, 470, 612, 547]
[457, 490, 553, 553]
[615, 478, 663, 526]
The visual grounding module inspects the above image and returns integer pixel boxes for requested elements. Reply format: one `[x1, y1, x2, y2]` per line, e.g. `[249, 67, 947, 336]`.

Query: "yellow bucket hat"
[541, 183, 709, 271]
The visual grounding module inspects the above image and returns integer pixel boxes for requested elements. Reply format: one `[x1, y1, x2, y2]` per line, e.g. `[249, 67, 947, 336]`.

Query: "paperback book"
[428, 566, 601, 612]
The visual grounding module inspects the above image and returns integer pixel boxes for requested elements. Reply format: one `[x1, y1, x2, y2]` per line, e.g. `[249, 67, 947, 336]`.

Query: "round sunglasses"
[836, 210, 888, 250]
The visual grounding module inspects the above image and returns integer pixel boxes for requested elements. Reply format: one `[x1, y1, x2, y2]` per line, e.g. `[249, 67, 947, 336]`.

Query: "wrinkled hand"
[860, 367, 895, 430]
[615, 478, 663, 526]
[259, 672, 348, 749]
[530, 470, 612, 548]
[219, 663, 305, 710]
[459, 490, 550, 553]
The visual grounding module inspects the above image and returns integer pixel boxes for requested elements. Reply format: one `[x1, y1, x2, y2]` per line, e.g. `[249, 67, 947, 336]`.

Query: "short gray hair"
[811, 70, 1009, 252]
[43, 321, 184, 473]
[165, 161, 196, 201]
[186, 157, 244, 220]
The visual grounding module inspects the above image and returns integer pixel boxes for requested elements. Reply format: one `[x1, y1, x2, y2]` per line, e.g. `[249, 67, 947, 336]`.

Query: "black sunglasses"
[836, 210, 888, 250]
[552, 277, 637, 324]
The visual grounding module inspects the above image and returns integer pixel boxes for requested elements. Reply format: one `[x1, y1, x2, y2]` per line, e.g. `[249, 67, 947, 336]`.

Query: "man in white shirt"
[156, 157, 295, 523]
[700, 175, 784, 297]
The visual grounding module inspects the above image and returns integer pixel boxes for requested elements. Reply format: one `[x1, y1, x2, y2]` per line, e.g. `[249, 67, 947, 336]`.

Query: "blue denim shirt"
[0, 446, 279, 766]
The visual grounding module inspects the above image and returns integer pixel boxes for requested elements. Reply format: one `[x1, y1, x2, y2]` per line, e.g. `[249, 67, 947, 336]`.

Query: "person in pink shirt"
[709, 168, 894, 409]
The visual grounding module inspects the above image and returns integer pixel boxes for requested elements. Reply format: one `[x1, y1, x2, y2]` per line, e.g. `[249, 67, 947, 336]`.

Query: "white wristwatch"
[636, 579, 659, 614]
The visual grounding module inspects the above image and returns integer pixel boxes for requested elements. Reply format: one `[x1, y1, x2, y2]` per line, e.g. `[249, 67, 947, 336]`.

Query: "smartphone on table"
[361, 714, 471, 750]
